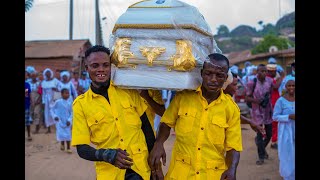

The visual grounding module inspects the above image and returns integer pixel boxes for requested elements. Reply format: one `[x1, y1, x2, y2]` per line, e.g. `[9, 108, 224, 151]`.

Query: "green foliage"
[217, 25, 230, 37]
[258, 23, 277, 36]
[251, 34, 295, 55]
[25, 0, 34, 12]
[217, 36, 255, 53]
[230, 25, 258, 37]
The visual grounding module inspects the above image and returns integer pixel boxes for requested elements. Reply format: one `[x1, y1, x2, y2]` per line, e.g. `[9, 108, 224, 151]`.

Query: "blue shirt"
[25, 82, 31, 109]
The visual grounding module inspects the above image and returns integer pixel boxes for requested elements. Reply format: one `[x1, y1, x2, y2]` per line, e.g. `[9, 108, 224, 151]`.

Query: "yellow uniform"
[143, 90, 164, 135]
[161, 87, 242, 180]
[71, 82, 150, 180]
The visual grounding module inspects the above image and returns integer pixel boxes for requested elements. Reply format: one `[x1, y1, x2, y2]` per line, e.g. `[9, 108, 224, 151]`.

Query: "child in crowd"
[50, 88, 73, 153]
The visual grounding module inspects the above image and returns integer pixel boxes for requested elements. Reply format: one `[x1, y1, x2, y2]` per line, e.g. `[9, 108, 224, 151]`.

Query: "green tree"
[251, 34, 294, 54]
[25, 0, 34, 12]
[259, 23, 278, 36]
[217, 25, 230, 37]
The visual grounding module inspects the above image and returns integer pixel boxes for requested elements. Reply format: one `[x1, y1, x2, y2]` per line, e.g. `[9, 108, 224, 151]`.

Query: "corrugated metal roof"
[228, 48, 295, 65]
[25, 39, 92, 58]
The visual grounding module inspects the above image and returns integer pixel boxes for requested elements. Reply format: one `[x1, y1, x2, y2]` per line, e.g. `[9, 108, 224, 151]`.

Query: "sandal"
[66, 149, 72, 154]
[60, 144, 65, 151]
[27, 137, 32, 141]
[256, 159, 264, 165]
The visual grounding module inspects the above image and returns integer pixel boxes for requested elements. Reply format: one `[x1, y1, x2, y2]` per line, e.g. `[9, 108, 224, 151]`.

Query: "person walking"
[266, 63, 284, 149]
[58, 70, 78, 103]
[272, 77, 295, 180]
[50, 88, 73, 153]
[29, 70, 43, 134]
[71, 45, 153, 180]
[223, 70, 265, 134]
[41, 68, 60, 133]
[245, 64, 274, 165]
[148, 53, 242, 180]
[25, 71, 32, 141]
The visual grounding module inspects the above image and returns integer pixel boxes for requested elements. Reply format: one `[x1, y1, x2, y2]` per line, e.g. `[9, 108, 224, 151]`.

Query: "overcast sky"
[25, 0, 295, 46]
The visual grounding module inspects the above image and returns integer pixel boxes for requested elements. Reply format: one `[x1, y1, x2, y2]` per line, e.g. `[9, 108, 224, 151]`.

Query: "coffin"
[109, 0, 221, 90]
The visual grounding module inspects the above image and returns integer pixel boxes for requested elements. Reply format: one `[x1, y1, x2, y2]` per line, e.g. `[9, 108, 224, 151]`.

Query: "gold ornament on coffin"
[112, 38, 196, 71]
[111, 38, 135, 67]
[170, 40, 196, 71]
[139, 47, 166, 66]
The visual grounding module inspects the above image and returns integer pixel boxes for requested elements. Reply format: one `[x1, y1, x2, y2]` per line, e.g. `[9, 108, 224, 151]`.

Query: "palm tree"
[25, 0, 34, 12]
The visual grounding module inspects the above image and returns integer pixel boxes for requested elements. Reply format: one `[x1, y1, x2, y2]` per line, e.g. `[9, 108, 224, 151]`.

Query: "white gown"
[50, 98, 73, 141]
[41, 78, 60, 127]
[272, 97, 295, 180]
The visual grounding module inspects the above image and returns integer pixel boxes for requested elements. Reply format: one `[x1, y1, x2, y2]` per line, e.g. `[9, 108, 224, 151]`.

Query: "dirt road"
[25, 124, 281, 180]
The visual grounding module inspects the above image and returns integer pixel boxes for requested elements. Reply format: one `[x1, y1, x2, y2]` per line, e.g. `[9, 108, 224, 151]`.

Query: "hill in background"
[215, 11, 295, 54]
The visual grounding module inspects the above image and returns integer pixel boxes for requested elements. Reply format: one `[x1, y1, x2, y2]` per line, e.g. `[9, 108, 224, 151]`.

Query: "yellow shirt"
[161, 87, 242, 180]
[71, 82, 150, 180]
[143, 90, 164, 135]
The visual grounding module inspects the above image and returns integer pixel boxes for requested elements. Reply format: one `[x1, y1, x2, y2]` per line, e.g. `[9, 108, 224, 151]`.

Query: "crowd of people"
[25, 45, 295, 180]
[24, 66, 91, 145]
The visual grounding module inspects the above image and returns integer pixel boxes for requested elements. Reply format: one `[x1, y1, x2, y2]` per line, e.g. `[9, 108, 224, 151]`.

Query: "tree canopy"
[251, 34, 294, 54]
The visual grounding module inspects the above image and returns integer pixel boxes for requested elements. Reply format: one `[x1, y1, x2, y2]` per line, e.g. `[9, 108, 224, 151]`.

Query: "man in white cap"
[266, 63, 284, 150]
[268, 57, 285, 77]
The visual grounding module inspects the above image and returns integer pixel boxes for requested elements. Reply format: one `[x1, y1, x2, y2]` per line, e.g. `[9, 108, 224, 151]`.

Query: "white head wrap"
[60, 71, 70, 81]
[25, 66, 36, 74]
[285, 76, 295, 89]
[268, 57, 277, 64]
[230, 65, 239, 75]
[222, 69, 233, 90]
[43, 68, 54, 80]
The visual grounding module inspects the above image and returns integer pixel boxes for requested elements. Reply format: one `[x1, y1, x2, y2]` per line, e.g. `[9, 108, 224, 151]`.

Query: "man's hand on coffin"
[138, 90, 165, 116]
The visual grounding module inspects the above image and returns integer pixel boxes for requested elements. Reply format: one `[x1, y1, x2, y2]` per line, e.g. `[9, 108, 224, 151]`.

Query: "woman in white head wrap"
[25, 66, 36, 83]
[58, 70, 78, 103]
[272, 77, 295, 180]
[241, 65, 257, 86]
[41, 68, 60, 133]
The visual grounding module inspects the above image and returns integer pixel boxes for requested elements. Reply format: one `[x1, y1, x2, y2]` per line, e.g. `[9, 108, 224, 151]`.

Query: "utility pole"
[95, 0, 103, 45]
[69, 0, 73, 40]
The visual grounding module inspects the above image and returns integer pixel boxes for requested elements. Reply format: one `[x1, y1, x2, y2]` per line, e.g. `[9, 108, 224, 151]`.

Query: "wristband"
[101, 149, 118, 164]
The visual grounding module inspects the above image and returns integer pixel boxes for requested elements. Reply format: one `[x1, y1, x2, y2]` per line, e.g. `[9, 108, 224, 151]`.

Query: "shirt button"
[215, 167, 218, 170]
[196, 172, 199, 174]
[138, 148, 140, 151]
[201, 127, 204, 130]
[95, 120, 98, 123]
[115, 118, 118, 121]
[198, 148, 200, 150]
[185, 113, 187, 115]
[120, 139, 123, 142]
[182, 159, 184, 162]
[205, 108, 208, 111]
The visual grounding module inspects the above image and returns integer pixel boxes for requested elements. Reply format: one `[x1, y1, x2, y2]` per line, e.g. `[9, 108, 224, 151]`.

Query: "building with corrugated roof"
[25, 39, 92, 74]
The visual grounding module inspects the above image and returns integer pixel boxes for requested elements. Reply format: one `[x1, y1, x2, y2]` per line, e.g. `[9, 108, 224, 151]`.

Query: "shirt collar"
[196, 85, 227, 104]
[87, 80, 115, 101]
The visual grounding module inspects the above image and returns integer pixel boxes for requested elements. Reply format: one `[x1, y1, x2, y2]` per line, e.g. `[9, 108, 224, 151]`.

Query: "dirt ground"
[25, 124, 281, 180]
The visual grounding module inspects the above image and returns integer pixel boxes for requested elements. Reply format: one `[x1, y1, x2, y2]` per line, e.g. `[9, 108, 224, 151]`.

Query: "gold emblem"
[139, 47, 166, 66]
[170, 40, 196, 71]
[111, 38, 135, 67]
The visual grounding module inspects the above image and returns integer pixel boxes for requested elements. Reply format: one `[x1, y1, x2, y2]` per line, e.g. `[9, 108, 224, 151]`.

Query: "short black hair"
[85, 45, 110, 58]
[61, 88, 69, 94]
[207, 53, 230, 70]
[291, 62, 295, 67]
[257, 64, 266, 70]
